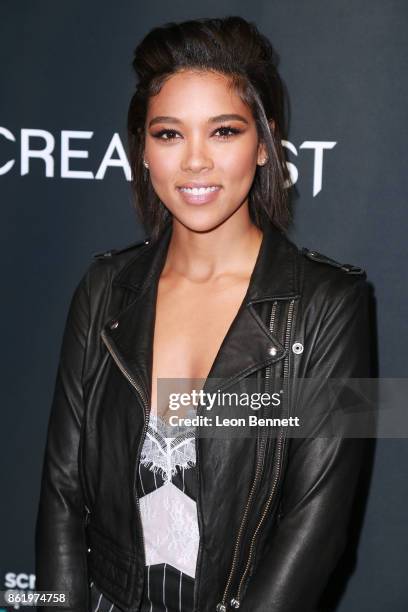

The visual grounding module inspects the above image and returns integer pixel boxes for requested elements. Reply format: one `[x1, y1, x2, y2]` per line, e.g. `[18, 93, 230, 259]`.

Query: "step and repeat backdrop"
[1, 1, 407, 611]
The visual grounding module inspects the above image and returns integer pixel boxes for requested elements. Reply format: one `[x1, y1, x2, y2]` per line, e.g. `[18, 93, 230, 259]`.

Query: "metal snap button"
[292, 342, 304, 354]
[110, 320, 119, 330]
[269, 347, 278, 357]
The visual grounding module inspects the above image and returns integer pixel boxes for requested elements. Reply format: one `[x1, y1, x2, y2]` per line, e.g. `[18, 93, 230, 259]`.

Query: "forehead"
[146, 69, 251, 119]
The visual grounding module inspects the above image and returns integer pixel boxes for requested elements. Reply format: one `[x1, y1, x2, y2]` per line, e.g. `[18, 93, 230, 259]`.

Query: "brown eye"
[214, 126, 242, 139]
[152, 129, 181, 140]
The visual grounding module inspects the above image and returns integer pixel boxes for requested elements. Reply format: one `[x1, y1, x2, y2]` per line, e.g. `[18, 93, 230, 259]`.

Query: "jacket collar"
[102, 219, 301, 401]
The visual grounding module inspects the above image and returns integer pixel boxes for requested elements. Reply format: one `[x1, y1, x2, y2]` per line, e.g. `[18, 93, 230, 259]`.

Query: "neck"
[162, 210, 263, 284]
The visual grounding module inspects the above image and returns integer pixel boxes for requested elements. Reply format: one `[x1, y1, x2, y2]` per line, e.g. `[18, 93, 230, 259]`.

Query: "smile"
[178, 186, 221, 195]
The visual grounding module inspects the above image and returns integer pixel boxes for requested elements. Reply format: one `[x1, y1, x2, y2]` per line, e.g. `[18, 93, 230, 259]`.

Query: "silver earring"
[259, 157, 268, 166]
[143, 159, 149, 169]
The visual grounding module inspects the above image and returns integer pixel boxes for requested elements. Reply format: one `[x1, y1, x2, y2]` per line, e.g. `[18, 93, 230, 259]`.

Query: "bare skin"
[143, 69, 269, 420]
[151, 222, 263, 420]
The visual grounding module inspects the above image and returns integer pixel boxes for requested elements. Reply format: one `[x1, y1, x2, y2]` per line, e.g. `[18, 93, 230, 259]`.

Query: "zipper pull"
[216, 604, 227, 612]
[230, 599, 240, 608]
[84, 504, 91, 525]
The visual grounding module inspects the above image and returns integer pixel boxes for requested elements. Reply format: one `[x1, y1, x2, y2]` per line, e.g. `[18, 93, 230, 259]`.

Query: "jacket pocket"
[86, 523, 133, 594]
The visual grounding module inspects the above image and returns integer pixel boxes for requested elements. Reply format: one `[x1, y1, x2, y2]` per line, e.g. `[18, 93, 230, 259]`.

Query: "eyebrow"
[148, 113, 249, 128]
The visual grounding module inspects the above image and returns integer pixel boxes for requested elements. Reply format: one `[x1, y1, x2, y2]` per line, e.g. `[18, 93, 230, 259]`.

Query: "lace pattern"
[139, 483, 199, 577]
[140, 412, 196, 484]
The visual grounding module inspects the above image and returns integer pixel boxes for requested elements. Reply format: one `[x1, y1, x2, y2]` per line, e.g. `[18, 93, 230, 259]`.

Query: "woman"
[35, 16, 372, 612]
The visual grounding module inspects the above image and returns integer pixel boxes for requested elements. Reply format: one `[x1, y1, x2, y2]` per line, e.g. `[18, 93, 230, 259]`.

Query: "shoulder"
[300, 247, 366, 277]
[78, 235, 151, 297]
[297, 245, 369, 310]
[91, 236, 151, 264]
[64, 236, 152, 341]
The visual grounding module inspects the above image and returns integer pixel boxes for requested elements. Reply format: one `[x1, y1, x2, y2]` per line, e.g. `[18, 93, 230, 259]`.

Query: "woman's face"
[144, 69, 267, 232]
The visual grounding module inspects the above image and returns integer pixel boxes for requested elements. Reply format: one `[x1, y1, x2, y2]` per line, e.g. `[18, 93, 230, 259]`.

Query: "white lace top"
[138, 412, 199, 578]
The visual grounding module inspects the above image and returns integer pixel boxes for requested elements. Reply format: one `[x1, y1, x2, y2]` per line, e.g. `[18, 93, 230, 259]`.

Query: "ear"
[257, 141, 268, 166]
[257, 120, 276, 165]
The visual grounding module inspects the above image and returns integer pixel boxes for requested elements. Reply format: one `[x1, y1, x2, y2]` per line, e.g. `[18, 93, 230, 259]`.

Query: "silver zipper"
[269, 301, 278, 336]
[264, 301, 278, 395]
[227, 299, 296, 609]
[100, 328, 150, 569]
[282, 300, 295, 382]
[215, 300, 280, 611]
[217, 437, 267, 611]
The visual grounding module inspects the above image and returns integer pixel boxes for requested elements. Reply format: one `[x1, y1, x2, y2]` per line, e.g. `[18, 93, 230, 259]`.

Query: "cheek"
[218, 144, 257, 184]
[149, 147, 179, 184]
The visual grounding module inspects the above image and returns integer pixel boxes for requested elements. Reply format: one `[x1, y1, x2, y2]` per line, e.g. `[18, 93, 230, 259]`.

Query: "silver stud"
[110, 320, 119, 330]
[144, 239, 150, 244]
[292, 342, 304, 354]
[87, 547, 91, 552]
[269, 346, 278, 357]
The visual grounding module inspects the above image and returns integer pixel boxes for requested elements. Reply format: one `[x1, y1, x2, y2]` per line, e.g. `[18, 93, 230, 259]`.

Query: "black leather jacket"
[35, 219, 372, 612]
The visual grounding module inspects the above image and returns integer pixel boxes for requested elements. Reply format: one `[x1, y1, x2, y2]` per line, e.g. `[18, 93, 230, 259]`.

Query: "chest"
[150, 276, 250, 413]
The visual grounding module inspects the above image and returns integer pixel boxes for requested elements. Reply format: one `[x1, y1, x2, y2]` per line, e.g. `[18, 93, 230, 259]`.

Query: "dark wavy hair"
[127, 16, 291, 242]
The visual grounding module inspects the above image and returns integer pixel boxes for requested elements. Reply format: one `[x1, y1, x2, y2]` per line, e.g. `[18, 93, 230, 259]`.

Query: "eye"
[151, 129, 181, 141]
[213, 125, 242, 139]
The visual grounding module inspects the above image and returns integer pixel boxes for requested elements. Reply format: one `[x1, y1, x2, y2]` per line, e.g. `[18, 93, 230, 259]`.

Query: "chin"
[171, 209, 233, 234]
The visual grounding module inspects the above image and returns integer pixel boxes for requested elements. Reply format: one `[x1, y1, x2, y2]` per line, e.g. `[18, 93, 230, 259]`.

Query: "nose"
[180, 135, 214, 173]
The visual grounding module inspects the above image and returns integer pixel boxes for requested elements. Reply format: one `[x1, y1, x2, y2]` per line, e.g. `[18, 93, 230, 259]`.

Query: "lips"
[177, 183, 221, 193]
[178, 187, 220, 195]
[177, 183, 221, 191]
[176, 183, 222, 205]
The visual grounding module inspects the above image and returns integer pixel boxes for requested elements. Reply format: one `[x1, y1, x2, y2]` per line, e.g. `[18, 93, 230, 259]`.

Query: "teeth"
[179, 186, 219, 194]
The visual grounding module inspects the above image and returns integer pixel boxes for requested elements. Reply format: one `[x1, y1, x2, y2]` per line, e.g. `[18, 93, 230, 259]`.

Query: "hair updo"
[127, 15, 291, 242]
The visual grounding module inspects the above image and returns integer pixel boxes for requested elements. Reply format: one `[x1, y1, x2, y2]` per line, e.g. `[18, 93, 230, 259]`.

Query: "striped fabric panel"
[89, 562, 194, 612]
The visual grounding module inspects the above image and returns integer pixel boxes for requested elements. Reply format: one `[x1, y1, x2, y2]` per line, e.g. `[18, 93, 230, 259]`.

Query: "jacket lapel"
[100, 219, 301, 405]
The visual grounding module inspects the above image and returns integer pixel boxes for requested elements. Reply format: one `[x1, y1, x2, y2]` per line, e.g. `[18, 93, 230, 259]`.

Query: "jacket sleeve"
[241, 277, 372, 612]
[35, 268, 91, 612]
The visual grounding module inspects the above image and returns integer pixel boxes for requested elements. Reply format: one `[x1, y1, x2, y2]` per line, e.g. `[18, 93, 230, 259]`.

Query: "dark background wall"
[1, 1, 407, 610]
